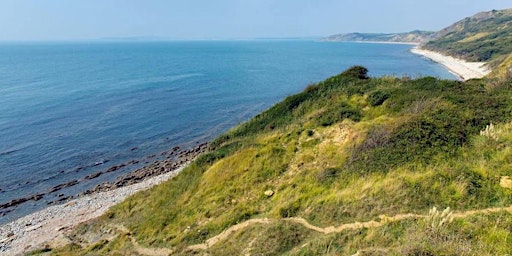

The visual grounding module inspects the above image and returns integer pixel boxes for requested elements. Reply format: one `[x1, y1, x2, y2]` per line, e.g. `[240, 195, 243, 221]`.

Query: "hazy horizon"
[0, 0, 510, 41]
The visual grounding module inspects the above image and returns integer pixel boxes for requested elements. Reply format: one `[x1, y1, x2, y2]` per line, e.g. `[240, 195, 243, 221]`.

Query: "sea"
[0, 40, 456, 224]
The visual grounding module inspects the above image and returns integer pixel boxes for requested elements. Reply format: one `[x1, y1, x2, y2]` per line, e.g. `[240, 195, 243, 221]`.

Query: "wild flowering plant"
[427, 206, 454, 230]
[480, 123, 501, 141]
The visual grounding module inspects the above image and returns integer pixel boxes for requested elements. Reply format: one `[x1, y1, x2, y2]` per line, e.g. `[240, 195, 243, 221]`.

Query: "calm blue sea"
[0, 40, 455, 223]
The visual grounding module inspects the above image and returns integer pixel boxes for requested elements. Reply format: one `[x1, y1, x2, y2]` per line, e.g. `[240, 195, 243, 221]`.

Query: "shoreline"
[410, 47, 490, 80]
[0, 142, 208, 223]
[0, 142, 208, 255]
[351, 40, 419, 45]
[0, 164, 188, 255]
[322, 40, 420, 45]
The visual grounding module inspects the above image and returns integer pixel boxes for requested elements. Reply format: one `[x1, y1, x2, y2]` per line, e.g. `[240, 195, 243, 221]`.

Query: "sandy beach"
[0, 166, 186, 256]
[411, 47, 490, 80]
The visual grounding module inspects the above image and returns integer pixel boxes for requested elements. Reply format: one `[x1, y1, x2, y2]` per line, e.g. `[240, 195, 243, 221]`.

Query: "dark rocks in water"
[48, 180, 79, 193]
[106, 164, 124, 173]
[0, 209, 12, 216]
[33, 194, 44, 201]
[56, 196, 72, 202]
[0, 142, 209, 214]
[83, 142, 209, 194]
[84, 172, 103, 180]
[0, 197, 29, 209]
[127, 160, 139, 165]
[106, 166, 118, 173]
[91, 161, 103, 167]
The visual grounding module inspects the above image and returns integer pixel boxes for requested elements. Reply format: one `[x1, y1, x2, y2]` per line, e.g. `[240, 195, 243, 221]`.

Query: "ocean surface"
[0, 40, 455, 223]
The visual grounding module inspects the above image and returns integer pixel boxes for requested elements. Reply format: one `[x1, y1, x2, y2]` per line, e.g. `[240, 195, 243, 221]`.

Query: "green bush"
[341, 65, 370, 79]
[368, 90, 389, 106]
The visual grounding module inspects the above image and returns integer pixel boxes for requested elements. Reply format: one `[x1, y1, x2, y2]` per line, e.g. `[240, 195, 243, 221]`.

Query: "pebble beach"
[0, 165, 185, 256]
[411, 47, 490, 80]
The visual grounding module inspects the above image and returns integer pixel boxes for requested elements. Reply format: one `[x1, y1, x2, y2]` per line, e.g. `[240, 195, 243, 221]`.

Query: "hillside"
[424, 8, 512, 78]
[323, 31, 434, 44]
[40, 67, 512, 255]
[325, 9, 512, 80]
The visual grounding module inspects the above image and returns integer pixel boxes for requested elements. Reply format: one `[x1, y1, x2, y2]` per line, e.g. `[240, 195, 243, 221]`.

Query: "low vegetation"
[424, 8, 512, 79]
[323, 30, 435, 44]
[42, 66, 512, 255]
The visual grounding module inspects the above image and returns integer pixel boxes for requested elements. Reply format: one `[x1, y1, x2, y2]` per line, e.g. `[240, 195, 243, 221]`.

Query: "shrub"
[316, 168, 340, 183]
[368, 90, 390, 106]
[279, 202, 301, 218]
[341, 65, 370, 79]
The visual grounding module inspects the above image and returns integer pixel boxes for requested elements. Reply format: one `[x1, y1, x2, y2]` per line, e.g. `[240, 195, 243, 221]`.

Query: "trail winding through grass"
[103, 205, 512, 254]
[186, 204, 512, 251]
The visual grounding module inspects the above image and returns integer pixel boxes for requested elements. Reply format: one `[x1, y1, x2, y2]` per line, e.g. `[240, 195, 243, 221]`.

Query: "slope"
[424, 8, 512, 78]
[42, 67, 512, 255]
[323, 31, 434, 44]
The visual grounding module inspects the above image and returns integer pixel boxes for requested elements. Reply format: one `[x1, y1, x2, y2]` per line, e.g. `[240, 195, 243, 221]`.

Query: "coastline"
[351, 40, 419, 45]
[0, 165, 188, 255]
[0, 142, 208, 255]
[0, 43, 484, 255]
[410, 47, 490, 80]
[322, 40, 420, 45]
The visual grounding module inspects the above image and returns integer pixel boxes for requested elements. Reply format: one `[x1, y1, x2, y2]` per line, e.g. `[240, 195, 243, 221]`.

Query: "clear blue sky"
[0, 0, 510, 41]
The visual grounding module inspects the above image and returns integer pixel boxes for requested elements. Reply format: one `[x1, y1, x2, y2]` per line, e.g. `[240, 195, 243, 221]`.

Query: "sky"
[0, 0, 510, 41]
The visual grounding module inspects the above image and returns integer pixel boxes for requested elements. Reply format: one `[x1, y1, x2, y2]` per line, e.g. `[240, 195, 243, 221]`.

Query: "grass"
[424, 8, 512, 80]
[46, 66, 512, 255]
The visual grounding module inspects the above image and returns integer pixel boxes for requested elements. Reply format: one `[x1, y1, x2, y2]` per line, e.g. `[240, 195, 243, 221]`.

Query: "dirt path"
[113, 225, 173, 256]
[76, 205, 512, 254]
[187, 205, 512, 251]
[188, 218, 273, 250]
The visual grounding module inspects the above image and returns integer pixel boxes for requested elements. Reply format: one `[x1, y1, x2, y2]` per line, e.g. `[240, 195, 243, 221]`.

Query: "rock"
[32, 194, 44, 201]
[128, 160, 139, 165]
[106, 166, 118, 172]
[64, 201, 77, 207]
[84, 172, 103, 180]
[56, 226, 68, 231]
[92, 161, 104, 167]
[48, 180, 78, 193]
[264, 190, 274, 197]
[500, 176, 512, 189]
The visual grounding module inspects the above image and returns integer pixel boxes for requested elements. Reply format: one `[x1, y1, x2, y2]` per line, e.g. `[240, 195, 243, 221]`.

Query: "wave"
[0, 148, 20, 157]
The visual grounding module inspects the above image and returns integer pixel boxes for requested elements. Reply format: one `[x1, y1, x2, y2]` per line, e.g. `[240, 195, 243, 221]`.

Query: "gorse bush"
[341, 65, 370, 79]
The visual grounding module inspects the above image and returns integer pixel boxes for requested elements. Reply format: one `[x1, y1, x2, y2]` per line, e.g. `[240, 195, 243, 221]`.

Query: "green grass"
[46, 66, 512, 255]
[425, 9, 512, 63]
[423, 8, 512, 80]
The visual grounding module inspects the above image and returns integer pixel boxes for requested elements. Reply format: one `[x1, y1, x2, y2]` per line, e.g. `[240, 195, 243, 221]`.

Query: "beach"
[411, 47, 490, 80]
[0, 142, 208, 256]
[0, 165, 186, 255]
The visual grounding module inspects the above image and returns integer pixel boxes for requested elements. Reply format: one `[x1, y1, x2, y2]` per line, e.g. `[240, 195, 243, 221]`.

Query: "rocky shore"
[0, 143, 208, 217]
[0, 143, 208, 255]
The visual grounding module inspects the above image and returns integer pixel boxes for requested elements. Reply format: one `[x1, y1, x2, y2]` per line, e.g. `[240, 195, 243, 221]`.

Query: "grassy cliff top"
[45, 67, 512, 255]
